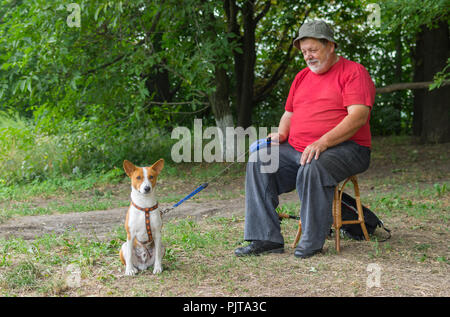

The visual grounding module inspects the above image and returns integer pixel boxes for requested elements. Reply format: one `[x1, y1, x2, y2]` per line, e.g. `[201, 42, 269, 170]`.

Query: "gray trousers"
[244, 140, 371, 251]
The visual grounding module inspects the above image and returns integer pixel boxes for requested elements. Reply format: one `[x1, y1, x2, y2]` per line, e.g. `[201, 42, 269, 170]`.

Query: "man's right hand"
[267, 132, 287, 145]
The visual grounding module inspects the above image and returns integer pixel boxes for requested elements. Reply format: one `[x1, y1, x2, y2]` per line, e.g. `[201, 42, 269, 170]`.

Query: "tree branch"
[163, 104, 211, 115]
[82, 54, 127, 75]
[253, 8, 311, 103]
[254, 0, 271, 26]
[254, 44, 293, 103]
[146, 100, 209, 106]
[144, 1, 164, 51]
[224, 0, 240, 36]
[376, 80, 450, 93]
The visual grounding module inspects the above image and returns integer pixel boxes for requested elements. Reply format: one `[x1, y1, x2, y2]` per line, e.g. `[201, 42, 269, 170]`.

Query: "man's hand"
[267, 132, 286, 145]
[299, 104, 370, 166]
[300, 139, 329, 166]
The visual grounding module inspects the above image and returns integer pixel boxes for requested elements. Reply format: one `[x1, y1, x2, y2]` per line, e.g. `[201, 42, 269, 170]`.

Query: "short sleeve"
[342, 64, 376, 108]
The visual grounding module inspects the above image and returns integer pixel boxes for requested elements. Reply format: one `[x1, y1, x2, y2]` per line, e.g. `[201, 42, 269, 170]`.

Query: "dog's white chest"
[128, 206, 161, 243]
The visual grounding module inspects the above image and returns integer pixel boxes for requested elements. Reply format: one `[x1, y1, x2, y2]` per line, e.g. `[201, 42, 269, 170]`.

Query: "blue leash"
[171, 182, 210, 208]
[160, 137, 272, 215]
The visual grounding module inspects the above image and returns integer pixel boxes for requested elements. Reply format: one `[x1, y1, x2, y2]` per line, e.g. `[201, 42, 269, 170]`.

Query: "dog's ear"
[123, 160, 136, 177]
[151, 159, 164, 175]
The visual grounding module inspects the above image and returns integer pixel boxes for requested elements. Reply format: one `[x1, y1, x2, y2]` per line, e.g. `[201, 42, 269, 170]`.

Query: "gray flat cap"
[293, 20, 337, 49]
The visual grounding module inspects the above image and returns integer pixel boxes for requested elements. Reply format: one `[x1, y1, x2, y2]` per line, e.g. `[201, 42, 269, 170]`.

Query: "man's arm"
[300, 105, 370, 165]
[268, 111, 292, 143]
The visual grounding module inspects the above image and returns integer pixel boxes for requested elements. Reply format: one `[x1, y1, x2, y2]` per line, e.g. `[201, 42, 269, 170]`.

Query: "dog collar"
[130, 200, 159, 213]
[130, 200, 159, 242]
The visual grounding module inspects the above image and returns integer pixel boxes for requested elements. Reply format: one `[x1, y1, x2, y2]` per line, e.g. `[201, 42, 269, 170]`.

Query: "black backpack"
[340, 192, 391, 241]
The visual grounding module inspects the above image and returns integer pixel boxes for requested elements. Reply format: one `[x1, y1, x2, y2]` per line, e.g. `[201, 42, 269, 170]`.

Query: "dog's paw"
[153, 265, 163, 274]
[125, 266, 138, 276]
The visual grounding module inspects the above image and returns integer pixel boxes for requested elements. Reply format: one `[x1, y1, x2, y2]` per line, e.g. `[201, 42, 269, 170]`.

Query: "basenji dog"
[120, 159, 165, 276]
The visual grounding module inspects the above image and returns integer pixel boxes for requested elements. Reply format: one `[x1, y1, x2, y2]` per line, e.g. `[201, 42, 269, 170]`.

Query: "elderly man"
[235, 20, 375, 258]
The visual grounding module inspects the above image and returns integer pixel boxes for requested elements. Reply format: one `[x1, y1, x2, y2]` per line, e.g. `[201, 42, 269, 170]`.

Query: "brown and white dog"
[119, 159, 165, 276]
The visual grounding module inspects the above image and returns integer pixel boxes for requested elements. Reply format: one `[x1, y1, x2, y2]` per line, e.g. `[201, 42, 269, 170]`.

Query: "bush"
[0, 112, 76, 184]
[0, 112, 177, 185]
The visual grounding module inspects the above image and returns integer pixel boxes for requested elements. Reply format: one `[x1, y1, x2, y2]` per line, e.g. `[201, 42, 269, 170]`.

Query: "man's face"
[300, 38, 335, 74]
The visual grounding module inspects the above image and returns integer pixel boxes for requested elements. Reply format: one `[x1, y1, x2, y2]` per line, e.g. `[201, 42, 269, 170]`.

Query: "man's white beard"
[307, 51, 332, 74]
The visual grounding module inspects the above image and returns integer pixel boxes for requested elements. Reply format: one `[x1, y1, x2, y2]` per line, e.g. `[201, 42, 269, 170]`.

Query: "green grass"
[3, 260, 41, 290]
[170, 217, 241, 250]
[0, 135, 449, 296]
[0, 168, 124, 201]
[0, 230, 122, 295]
[0, 204, 448, 296]
[272, 182, 449, 224]
[0, 217, 245, 295]
[363, 183, 450, 222]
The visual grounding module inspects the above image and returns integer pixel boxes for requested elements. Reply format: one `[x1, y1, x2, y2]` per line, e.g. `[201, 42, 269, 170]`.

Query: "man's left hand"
[300, 139, 328, 166]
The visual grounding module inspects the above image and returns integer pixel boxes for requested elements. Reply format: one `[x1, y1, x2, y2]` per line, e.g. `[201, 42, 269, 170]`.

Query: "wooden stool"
[289, 175, 370, 252]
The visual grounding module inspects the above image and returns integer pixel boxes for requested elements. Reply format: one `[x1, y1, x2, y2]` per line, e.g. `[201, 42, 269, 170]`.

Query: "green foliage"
[0, 111, 77, 184]
[430, 57, 450, 90]
[381, 0, 449, 32]
[0, 0, 449, 184]
[0, 0, 219, 124]
[379, 0, 450, 93]
[0, 111, 177, 184]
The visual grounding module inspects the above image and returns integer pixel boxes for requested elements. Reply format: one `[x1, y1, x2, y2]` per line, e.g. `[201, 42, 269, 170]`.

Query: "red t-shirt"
[285, 57, 375, 152]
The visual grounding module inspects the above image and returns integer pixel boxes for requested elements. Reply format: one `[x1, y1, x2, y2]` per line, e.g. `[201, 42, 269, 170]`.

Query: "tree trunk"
[225, 0, 271, 129]
[237, 0, 256, 128]
[224, 0, 242, 119]
[392, 26, 403, 134]
[203, 3, 234, 159]
[413, 21, 450, 143]
[210, 65, 234, 159]
[412, 25, 425, 137]
[143, 10, 173, 104]
[147, 62, 172, 102]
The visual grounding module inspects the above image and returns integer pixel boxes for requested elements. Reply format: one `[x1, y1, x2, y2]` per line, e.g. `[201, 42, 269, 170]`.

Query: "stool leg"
[357, 200, 370, 241]
[292, 220, 302, 248]
[351, 176, 370, 241]
[333, 186, 341, 253]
